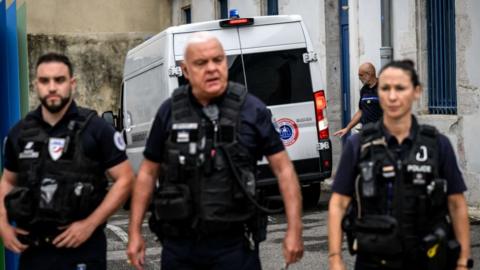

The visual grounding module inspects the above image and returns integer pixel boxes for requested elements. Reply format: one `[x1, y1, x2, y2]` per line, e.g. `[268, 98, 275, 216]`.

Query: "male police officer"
[0, 52, 134, 270]
[127, 33, 304, 270]
[334, 62, 383, 137]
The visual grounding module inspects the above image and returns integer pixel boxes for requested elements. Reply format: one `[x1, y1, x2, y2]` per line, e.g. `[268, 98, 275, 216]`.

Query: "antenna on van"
[229, 9, 239, 18]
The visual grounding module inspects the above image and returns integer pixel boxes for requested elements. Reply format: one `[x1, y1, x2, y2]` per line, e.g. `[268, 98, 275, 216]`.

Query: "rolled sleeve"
[143, 100, 171, 163]
[438, 134, 467, 195]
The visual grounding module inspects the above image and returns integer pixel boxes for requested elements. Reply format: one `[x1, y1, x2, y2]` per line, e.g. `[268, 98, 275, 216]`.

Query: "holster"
[342, 202, 358, 255]
[422, 222, 460, 270]
[4, 187, 35, 226]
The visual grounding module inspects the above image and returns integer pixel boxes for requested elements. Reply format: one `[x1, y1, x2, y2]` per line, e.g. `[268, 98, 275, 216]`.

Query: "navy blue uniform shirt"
[359, 83, 383, 124]
[333, 117, 467, 196]
[3, 101, 127, 172]
[144, 83, 285, 163]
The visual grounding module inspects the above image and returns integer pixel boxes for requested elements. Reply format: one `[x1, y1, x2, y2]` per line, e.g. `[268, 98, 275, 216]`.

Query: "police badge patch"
[114, 131, 126, 151]
[49, 138, 66, 161]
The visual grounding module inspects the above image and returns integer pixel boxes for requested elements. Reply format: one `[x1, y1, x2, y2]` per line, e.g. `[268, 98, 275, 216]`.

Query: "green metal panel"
[0, 238, 4, 270]
[17, 2, 28, 116]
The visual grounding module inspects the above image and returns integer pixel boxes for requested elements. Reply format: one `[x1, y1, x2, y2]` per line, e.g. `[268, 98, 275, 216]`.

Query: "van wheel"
[302, 183, 321, 209]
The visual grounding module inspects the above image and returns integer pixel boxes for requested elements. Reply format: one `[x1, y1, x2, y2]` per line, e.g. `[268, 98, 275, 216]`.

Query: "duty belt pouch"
[70, 180, 103, 220]
[153, 184, 192, 221]
[4, 187, 34, 225]
[356, 215, 403, 256]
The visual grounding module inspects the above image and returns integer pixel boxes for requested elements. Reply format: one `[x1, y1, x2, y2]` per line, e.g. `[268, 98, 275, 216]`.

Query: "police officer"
[328, 60, 472, 270]
[0, 52, 134, 270]
[127, 32, 304, 270]
[334, 62, 383, 137]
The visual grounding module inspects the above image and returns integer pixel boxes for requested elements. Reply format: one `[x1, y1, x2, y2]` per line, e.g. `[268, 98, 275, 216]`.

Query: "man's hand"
[333, 128, 349, 137]
[127, 231, 146, 270]
[0, 221, 29, 253]
[283, 227, 304, 265]
[52, 219, 97, 248]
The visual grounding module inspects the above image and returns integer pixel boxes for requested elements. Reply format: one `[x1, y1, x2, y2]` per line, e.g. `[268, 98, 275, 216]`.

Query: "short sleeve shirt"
[144, 83, 285, 163]
[3, 102, 127, 172]
[332, 117, 467, 196]
[359, 83, 383, 124]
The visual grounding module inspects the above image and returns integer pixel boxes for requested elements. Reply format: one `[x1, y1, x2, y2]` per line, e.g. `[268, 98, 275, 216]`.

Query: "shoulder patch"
[114, 131, 126, 151]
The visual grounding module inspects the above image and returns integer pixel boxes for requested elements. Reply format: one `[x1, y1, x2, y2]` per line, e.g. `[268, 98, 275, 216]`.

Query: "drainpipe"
[380, 0, 393, 67]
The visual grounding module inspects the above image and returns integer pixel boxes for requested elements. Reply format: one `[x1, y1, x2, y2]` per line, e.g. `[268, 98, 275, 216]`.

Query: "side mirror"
[102, 111, 116, 128]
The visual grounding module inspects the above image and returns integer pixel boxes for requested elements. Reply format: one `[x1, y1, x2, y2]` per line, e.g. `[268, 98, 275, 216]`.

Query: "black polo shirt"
[144, 83, 285, 163]
[3, 101, 127, 172]
[359, 83, 383, 124]
[332, 117, 467, 196]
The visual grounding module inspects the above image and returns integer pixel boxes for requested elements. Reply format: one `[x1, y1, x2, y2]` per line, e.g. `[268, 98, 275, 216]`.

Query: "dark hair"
[379, 59, 420, 87]
[36, 52, 74, 77]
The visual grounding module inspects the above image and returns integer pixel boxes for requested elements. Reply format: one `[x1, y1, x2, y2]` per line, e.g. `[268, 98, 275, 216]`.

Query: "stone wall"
[27, 33, 147, 114]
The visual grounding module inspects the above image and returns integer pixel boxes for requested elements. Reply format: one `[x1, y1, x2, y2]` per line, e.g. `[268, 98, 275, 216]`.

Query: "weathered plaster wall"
[324, 0, 343, 172]
[229, 0, 262, 18]
[25, 0, 172, 115]
[172, 0, 192, 25]
[28, 33, 146, 114]
[26, 0, 171, 34]
[454, 0, 480, 206]
[192, 0, 216, 22]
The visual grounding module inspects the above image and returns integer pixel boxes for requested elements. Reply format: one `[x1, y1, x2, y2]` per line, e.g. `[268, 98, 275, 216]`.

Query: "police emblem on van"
[49, 138, 66, 161]
[276, 118, 299, 146]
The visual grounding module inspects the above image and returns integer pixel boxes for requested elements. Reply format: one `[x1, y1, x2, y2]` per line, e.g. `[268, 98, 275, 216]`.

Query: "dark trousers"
[161, 234, 262, 270]
[354, 255, 454, 270]
[19, 230, 106, 270]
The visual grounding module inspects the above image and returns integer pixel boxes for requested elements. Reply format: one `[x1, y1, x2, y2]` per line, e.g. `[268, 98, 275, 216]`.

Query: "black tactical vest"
[345, 121, 456, 268]
[5, 108, 108, 232]
[151, 83, 258, 236]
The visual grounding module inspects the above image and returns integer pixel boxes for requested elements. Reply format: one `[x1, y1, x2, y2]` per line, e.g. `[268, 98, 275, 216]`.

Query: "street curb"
[469, 207, 480, 222]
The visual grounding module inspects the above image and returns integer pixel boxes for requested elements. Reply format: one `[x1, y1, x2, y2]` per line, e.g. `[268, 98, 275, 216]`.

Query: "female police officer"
[328, 60, 472, 270]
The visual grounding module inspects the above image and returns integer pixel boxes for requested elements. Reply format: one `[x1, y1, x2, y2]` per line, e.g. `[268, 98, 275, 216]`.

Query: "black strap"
[220, 144, 283, 214]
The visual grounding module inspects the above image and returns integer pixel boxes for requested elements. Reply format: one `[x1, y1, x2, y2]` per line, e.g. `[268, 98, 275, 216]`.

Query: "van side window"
[125, 65, 167, 126]
[239, 48, 312, 106]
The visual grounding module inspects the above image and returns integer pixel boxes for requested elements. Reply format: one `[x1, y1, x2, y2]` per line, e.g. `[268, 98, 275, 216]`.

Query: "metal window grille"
[427, 0, 456, 114]
[267, 0, 278, 15]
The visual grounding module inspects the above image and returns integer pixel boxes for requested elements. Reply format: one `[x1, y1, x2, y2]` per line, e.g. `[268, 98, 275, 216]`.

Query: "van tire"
[302, 183, 321, 208]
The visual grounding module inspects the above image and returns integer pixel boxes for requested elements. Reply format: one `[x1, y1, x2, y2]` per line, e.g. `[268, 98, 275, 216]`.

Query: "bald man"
[334, 62, 383, 137]
[127, 32, 304, 270]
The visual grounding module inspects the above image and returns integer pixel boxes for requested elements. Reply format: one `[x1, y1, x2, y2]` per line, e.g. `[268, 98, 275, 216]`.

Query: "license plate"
[317, 142, 330, 150]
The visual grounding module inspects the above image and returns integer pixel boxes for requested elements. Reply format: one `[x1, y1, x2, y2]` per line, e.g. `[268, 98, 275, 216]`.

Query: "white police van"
[110, 14, 332, 206]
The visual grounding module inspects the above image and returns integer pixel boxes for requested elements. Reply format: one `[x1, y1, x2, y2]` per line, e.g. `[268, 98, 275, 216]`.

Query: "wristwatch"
[457, 258, 474, 269]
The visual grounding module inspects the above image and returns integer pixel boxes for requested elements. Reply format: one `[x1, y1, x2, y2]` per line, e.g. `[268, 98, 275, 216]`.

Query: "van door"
[236, 23, 320, 167]
[123, 63, 169, 171]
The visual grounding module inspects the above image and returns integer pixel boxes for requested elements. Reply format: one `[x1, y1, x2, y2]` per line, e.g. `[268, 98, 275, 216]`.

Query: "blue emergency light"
[229, 9, 239, 18]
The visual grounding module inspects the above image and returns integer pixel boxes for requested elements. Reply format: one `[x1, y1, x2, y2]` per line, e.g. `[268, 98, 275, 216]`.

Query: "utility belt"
[149, 182, 267, 243]
[343, 211, 460, 269]
[5, 177, 106, 230]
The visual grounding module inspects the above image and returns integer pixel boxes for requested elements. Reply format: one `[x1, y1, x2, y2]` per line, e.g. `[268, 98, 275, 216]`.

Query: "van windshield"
[177, 48, 313, 106]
